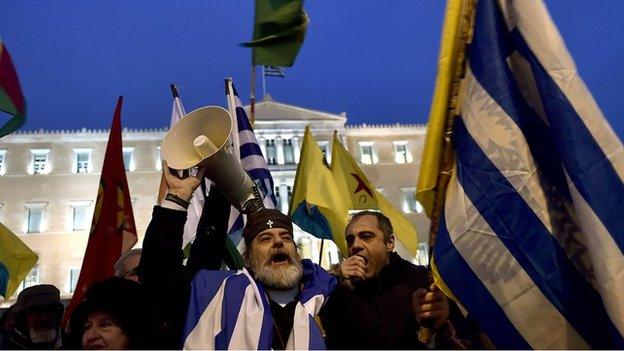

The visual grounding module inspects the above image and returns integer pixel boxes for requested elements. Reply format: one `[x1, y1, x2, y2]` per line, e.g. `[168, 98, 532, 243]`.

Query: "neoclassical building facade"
[0, 96, 429, 304]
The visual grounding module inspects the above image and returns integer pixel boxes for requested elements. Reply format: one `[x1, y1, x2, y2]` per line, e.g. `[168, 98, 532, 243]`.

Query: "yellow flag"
[330, 132, 378, 210]
[330, 133, 419, 257]
[0, 222, 38, 300]
[416, 0, 471, 218]
[290, 128, 420, 257]
[289, 127, 351, 255]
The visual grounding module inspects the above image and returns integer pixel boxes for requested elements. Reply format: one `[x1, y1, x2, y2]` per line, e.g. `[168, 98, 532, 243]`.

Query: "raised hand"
[340, 255, 366, 281]
[162, 160, 206, 202]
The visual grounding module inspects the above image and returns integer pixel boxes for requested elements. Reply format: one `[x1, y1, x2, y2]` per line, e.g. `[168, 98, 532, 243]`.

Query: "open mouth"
[271, 252, 290, 264]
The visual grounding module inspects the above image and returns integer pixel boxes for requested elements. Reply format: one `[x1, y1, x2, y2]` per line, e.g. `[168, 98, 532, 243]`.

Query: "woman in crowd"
[66, 277, 151, 349]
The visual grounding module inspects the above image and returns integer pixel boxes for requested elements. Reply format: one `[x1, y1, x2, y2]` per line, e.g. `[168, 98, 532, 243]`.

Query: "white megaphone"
[161, 106, 264, 214]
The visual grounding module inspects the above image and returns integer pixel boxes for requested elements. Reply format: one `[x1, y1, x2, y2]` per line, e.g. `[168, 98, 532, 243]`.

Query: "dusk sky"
[1, 1, 623, 138]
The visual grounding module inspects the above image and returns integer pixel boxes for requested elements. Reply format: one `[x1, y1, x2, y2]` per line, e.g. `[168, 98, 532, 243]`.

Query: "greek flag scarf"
[183, 259, 336, 350]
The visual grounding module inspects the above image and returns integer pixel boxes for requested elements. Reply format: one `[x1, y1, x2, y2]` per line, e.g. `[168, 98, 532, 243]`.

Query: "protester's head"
[69, 277, 150, 350]
[113, 248, 142, 282]
[345, 210, 395, 279]
[12, 284, 64, 347]
[243, 208, 302, 290]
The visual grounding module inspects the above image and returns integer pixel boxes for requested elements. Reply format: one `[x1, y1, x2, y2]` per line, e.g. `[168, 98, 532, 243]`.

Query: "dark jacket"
[138, 186, 230, 349]
[321, 252, 481, 349]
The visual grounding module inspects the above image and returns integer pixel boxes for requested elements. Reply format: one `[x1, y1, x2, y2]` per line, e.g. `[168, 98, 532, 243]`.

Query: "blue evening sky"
[0, 1, 623, 138]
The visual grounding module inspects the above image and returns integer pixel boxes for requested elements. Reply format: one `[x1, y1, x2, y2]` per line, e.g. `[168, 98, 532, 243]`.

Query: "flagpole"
[318, 239, 325, 266]
[225, 78, 241, 161]
[250, 65, 256, 124]
[170, 84, 186, 116]
[262, 65, 267, 98]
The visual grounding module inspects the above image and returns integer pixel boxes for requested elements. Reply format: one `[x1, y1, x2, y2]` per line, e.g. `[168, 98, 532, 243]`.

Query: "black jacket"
[138, 187, 230, 349]
[321, 252, 482, 349]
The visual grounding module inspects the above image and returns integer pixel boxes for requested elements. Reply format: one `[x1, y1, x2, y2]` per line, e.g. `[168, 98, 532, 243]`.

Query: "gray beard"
[249, 252, 303, 290]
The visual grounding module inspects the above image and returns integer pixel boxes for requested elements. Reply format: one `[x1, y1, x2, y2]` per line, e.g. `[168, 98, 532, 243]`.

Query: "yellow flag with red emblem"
[289, 128, 418, 257]
[329, 133, 418, 257]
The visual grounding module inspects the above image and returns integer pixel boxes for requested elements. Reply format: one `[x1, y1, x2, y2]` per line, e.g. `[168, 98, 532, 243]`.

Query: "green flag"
[241, 0, 309, 67]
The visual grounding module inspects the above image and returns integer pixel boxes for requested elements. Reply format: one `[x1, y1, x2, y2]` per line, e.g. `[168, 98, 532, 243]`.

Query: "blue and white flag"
[225, 79, 278, 247]
[433, 0, 624, 349]
[182, 259, 336, 349]
[264, 65, 286, 78]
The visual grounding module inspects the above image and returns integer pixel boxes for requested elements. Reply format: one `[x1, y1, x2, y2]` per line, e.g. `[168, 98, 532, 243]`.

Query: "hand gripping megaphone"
[161, 106, 264, 214]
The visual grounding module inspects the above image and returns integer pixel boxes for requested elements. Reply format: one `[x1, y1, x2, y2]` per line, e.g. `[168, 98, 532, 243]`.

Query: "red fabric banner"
[63, 96, 137, 325]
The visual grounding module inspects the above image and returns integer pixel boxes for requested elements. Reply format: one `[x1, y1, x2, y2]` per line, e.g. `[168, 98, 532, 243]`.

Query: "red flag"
[63, 96, 137, 325]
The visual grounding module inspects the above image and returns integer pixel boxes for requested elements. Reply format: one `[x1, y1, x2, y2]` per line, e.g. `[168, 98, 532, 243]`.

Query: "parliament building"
[0, 96, 430, 305]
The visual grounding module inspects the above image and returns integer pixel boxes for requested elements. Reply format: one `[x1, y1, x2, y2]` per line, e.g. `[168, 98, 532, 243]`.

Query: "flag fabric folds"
[157, 86, 207, 250]
[0, 38, 26, 138]
[241, 0, 308, 67]
[264, 65, 286, 78]
[182, 259, 335, 349]
[290, 127, 418, 257]
[64, 97, 137, 324]
[420, 0, 624, 348]
[0, 222, 38, 301]
[225, 80, 278, 248]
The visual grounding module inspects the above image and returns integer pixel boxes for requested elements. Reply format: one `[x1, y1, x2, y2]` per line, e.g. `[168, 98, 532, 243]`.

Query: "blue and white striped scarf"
[183, 259, 336, 350]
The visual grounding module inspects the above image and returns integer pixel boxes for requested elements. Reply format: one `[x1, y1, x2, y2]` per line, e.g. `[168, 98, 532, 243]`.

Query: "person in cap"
[2, 284, 64, 349]
[140, 162, 336, 350]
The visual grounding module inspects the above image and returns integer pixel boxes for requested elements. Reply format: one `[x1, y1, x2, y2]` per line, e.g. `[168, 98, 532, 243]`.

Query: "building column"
[292, 136, 301, 163]
[279, 184, 289, 213]
[276, 136, 285, 165]
[258, 137, 266, 159]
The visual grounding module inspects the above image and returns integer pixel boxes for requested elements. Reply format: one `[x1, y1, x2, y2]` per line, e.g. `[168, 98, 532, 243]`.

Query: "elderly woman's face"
[82, 311, 129, 350]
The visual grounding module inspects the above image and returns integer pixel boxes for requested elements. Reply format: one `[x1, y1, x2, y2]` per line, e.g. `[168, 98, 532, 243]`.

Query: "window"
[73, 148, 92, 173]
[155, 146, 162, 171]
[287, 185, 293, 205]
[30, 149, 50, 174]
[358, 142, 377, 164]
[393, 141, 412, 164]
[123, 147, 135, 171]
[327, 244, 340, 266]
[265, 139, 277, 165]
[415, 242, 429, 266]
[401, 187, 423, 214]
[0, 150, 6, 175]
[283, 139, 295, 164]
[317, 141, 330, 163]
[26, 202, 47, 233]
[20, 267, 40, 291]
[70, 201, 91, 231]
[275, 186, 281, 204]
[69, 268, 80, 293]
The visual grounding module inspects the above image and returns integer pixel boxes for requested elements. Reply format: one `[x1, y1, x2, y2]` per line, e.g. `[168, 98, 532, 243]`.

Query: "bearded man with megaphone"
[137, 106, 336, 350]
[138, 158, 335, 350]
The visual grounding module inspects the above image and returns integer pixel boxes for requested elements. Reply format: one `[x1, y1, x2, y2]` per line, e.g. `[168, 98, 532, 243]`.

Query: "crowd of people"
[0, 163, 486, 350]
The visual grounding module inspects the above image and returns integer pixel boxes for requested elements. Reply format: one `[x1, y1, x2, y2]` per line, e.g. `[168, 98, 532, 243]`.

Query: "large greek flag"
[431, 0, 624, 348]
[182, 259, 335, 349]
[225, 80, 278, 246]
